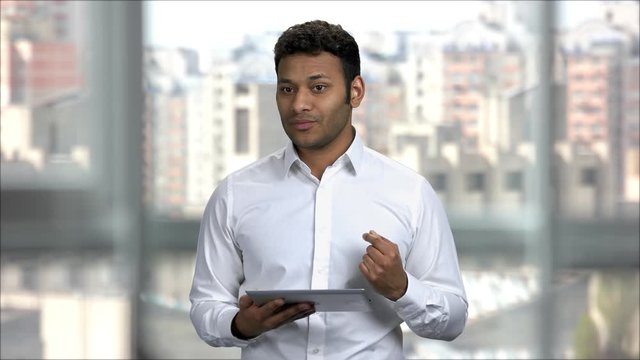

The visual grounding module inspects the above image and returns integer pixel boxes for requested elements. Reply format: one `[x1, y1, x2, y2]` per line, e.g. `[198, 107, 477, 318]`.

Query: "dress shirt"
[190, 132, 468, 360]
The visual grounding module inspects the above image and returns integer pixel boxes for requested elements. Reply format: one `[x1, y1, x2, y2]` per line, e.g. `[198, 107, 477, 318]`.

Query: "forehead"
[277, 52, 343, 81]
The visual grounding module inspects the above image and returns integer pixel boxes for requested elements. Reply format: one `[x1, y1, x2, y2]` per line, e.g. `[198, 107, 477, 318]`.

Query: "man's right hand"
[231, 294, 315, 339]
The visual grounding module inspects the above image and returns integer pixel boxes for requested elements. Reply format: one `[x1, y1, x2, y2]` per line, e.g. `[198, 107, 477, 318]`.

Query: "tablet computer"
[246, 288, 372, 312]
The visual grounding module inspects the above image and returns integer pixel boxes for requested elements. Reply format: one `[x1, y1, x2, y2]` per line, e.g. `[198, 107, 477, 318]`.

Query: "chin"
[293, 138, 325, 150]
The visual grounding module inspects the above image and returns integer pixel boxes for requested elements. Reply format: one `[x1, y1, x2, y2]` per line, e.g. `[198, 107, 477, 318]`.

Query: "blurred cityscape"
[1, 1, 638, 359]
[0, 0, 89, 186]
[2, 1, 638, 220]
[141, 1, 639, 220]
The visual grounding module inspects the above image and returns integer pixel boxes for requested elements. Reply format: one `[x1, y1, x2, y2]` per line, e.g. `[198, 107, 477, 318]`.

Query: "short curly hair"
[274, 20, 360, 103]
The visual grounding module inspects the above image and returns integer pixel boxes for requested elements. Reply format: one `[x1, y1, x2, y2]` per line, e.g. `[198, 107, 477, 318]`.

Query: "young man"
[190, 20, 468, 359]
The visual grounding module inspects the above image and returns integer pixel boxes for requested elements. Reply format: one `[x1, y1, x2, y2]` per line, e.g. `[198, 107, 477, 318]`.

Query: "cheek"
[276, 98, 288, 116]
[328, 103, 351, 123]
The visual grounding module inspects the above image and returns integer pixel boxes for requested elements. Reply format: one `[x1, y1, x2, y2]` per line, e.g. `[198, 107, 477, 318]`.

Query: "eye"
[280, 86, 294, 94]
[312, 84, 327, 93]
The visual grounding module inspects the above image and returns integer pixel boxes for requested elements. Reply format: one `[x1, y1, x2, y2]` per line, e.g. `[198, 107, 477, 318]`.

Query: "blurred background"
[1, 1, 638, 359]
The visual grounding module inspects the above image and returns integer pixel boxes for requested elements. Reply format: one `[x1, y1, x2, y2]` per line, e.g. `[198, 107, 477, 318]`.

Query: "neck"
[297, 126, 355, 180]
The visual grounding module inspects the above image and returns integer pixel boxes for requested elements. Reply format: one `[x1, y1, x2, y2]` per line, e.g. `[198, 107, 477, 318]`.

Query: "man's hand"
[231, 295, 315, 339]
[359, 230, 408, 301]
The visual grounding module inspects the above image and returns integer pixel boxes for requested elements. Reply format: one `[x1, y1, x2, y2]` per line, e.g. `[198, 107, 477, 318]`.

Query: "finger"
[359, 261, 370, 276]
[289, 308, 316, 322]
[362, 230, 392, 249]
[364, 231, 401, 257]
[268, 303, 314, 327]
[363, 237, 391, 261]
[365, 244, 385, 263]
[359, 260, 378, 283]
[261, 298, 285, 315]
[284, 304, 316, 321]
[239, 295, 254, 309]
[361, 253, 381, 274]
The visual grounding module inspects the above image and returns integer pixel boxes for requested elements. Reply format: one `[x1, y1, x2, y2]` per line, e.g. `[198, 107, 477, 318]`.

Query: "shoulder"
[362, 146, 429, 187]
[225, 147, 287, 185]
[209, 147, 286, 201]
[360, 146, 441, 205]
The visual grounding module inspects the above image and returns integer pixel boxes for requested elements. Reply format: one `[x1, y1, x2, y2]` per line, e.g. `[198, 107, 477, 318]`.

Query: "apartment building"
[144, 36, 288, 218]
[0, 0, 81, 107]
[560, 14, 639, 217]
[0, 0, 86, 185]
[144, 48, 201, 217]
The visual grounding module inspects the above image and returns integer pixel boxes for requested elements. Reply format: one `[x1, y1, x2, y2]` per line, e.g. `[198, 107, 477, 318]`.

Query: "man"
[190, 20, 468, 359]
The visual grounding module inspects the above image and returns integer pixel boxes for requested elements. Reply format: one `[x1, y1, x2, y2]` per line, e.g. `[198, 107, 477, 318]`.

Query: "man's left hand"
[359, 230, 408, 301]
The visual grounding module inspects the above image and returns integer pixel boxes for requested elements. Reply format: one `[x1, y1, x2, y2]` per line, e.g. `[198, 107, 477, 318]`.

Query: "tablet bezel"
[245, 288, 372, 312]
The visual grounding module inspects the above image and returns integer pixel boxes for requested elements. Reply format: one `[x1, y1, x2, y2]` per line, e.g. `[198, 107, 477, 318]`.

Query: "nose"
[292, 89, 312, 113]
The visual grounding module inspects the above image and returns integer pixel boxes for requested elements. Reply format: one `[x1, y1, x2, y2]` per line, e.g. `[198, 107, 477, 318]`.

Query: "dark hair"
[274, 20, 360, 103]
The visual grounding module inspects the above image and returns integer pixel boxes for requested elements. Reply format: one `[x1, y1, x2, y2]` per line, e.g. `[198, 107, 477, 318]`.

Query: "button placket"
[307, 178, 332, 359]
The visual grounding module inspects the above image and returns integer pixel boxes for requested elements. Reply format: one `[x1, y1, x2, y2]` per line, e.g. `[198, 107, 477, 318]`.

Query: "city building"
[0, 0, 87, 188]
[559, 9, 639, 217]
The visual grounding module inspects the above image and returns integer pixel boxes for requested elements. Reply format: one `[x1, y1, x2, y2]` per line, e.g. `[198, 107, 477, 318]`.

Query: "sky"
[144, 0, 604, 51]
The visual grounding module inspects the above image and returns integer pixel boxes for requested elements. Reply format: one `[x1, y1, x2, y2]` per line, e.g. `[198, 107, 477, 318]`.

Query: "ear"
[349, 75, 365, 108]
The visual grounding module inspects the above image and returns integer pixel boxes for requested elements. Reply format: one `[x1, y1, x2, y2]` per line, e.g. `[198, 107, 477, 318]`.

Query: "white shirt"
[190, 133, 468, 360]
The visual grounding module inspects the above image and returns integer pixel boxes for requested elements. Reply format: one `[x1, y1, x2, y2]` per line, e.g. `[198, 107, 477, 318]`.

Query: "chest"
[232, 181, 415, 271]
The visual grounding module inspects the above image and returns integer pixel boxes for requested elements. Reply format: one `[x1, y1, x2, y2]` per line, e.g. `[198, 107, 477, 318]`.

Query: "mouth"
[290, 119, 316, 131]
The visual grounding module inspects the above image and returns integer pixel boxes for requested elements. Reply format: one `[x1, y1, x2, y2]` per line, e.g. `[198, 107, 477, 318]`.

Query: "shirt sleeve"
[392, 178, 468, 341]
[189, 177, 255, 347]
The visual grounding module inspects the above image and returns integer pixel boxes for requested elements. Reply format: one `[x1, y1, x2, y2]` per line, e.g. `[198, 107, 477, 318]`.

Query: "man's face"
[276, 52, 362, 152]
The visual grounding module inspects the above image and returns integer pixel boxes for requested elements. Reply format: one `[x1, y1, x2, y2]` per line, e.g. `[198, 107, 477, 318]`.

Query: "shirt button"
[312, 348, 320, 354]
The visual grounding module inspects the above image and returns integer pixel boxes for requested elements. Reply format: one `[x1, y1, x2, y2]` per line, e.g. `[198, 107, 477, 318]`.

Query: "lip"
[291, 120, 315, 131]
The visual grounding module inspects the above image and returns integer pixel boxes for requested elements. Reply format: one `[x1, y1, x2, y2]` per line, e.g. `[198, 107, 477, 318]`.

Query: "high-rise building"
[1, 0, 85, 179]
[441, 19, 525, 152]
[404, 13, 526, 156]
[0, 0, 81, 107]
[560, 15, 639, 213]
[144, 48, 201, 217]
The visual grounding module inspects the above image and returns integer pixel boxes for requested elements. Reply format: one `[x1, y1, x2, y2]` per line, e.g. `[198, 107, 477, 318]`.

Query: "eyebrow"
[278, 73, 330, 84]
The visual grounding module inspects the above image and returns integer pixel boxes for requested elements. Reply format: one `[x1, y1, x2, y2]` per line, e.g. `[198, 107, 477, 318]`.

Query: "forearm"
[190, 299, 251, 347]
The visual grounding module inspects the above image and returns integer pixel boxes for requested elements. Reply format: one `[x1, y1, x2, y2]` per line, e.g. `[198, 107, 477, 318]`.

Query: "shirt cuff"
[218, 308, 257, 347]
[392, 272, 443, 320]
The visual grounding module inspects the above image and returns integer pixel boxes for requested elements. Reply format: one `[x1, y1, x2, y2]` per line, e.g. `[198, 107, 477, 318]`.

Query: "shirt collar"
[283, 127, 364, 177]
[283, 141, 300, 176]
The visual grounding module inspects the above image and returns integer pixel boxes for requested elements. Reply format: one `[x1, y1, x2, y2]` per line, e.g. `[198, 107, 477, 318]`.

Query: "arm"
[189, 178, 249, 347]
[189, 179, 316, 347]
[360, 179, 468, 341]
[398, 179, 467, 340]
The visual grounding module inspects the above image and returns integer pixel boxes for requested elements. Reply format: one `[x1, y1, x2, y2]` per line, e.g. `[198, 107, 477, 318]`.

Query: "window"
[235, 83, 250, 95]
[235, 108, 249, 154]
[505, 170, 523, 191]
[431, 173, 448, 191]
[467, 172, 485, 192]
[580, 167, 598, 186]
